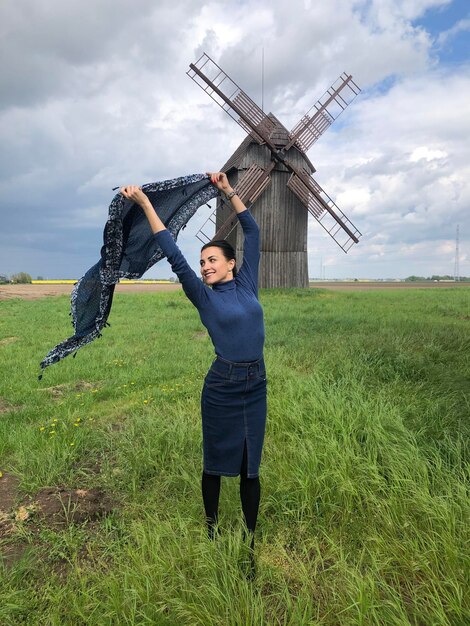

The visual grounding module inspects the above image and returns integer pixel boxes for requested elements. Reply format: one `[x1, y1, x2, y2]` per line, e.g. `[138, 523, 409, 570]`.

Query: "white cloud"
[409, 146, 448, 162]
[437, 17, 470, 45]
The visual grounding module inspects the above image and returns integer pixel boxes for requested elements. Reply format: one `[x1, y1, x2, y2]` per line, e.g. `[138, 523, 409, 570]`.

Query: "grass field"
[0, 287, 469, 625]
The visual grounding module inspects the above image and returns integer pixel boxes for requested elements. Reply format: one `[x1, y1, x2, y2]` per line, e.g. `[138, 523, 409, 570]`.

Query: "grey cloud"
[1, 0, 468, 280]
[212, 0, 434, 121]
[0, 0, 197, 110]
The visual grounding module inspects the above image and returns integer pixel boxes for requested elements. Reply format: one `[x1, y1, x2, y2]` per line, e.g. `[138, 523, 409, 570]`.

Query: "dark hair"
[201, 240, 237, 277]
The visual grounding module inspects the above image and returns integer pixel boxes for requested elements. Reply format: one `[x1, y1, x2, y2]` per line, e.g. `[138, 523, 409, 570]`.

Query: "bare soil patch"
[0, 398, 17, 414]
[311, 281, 469, 291]
[0, 283, 182, 301]
[2, 282, 468, 300]
[0, 482, 115, 529]
[0, 472, 21, 516]
[0, 336, 18, 346]
[0, 473, 22, 541]
[32, 486, 115, 526]
[39, 380, 96, 398]
[0, 541, 30, 567]
[0, 284, 74, 300]
[1, 472, 116, 567]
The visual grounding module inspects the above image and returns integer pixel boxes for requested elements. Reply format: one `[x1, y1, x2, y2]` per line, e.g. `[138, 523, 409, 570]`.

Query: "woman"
[120, 172, 266, 561]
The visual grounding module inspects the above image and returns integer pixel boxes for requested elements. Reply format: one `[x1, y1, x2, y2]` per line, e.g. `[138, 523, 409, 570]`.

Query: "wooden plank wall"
[217, 143, 310, 288]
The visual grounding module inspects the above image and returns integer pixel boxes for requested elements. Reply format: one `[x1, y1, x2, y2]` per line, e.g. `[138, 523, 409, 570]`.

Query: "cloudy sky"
[1, 0, 469, 280]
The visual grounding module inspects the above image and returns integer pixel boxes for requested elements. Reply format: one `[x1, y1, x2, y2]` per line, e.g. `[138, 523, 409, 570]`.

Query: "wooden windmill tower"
[187, 53, 362, 288]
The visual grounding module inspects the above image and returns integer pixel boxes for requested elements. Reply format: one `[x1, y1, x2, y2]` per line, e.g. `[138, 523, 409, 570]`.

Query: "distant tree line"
[0, 272, 33, 284]
[405, 275, 469, 282]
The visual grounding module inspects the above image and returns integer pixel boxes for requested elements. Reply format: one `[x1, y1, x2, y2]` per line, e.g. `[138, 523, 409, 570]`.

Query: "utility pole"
[261, 46, 265, 113]
[454, 224, 460, 282]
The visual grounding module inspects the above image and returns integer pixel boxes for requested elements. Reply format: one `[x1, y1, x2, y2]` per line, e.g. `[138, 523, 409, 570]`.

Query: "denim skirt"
[201, 356, 267, 478]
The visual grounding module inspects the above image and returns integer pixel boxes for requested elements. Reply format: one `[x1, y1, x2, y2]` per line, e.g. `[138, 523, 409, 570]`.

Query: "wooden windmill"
[187, 53, 362, 288]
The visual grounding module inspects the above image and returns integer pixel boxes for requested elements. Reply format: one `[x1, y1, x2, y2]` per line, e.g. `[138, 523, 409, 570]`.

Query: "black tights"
[201, 442, 260, 543]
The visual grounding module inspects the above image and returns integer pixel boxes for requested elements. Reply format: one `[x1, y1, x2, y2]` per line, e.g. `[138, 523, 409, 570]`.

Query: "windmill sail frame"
[188, 52, 362, 256]
[187, 54, 276, 146]
[286, 73, 360, 153]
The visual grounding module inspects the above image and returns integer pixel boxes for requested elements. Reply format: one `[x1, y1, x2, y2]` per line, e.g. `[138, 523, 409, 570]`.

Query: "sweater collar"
[212, 278, 236, 292]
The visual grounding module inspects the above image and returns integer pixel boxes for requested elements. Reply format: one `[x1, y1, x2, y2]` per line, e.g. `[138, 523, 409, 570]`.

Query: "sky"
[1, 0, 469, 280]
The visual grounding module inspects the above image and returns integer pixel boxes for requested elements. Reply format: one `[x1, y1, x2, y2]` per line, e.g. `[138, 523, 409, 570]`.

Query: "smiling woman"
[121, 171, 266, 577]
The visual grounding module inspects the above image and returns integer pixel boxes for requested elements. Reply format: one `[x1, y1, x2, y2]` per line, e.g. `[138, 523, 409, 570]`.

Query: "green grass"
[0, 287, 469, 625]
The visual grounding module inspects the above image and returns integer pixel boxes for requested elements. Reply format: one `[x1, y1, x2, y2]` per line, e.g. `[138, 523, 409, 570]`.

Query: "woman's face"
[200, 246, 235, 285]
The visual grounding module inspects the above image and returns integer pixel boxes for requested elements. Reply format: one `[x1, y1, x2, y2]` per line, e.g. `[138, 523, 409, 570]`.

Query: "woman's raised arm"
[122, 174, 245, 230]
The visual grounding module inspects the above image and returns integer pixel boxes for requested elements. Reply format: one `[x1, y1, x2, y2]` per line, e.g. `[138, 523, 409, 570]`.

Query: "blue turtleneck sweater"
[154, 209, 264, 362]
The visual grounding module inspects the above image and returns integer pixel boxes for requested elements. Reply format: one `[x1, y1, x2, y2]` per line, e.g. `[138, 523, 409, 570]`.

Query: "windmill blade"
[195, 164, 274, 244]
[285, 72, 360, 153]
[187, 53, 276, 146]
[286, 170, 362, 253]
[235, 162, 274, 205]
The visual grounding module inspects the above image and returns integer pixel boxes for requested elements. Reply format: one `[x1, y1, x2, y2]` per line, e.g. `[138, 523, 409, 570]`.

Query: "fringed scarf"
[39, 173, 218, 375]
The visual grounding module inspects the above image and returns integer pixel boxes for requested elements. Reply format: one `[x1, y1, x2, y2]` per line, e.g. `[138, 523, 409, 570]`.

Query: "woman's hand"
[207, 171, 247, 215]
[120, 185, 165, 233]
[119, 185, 150, 208]
[206, 172, 233, 194]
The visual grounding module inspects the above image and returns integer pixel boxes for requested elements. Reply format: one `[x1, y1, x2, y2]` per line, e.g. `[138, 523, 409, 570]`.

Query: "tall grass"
[0, 287, 468, 625]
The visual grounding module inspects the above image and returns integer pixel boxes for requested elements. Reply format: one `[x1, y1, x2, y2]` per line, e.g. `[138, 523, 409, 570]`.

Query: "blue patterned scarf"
[39, 173, 217, 375]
